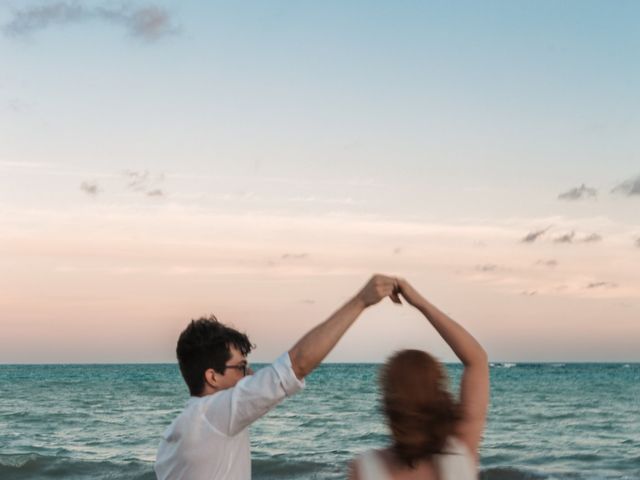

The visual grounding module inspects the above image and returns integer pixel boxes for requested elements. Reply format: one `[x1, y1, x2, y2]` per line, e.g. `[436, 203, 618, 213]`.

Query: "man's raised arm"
[288, 274, 400, 379]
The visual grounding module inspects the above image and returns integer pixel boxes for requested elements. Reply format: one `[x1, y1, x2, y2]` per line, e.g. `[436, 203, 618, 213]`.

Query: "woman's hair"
[380, 349, 462, 467]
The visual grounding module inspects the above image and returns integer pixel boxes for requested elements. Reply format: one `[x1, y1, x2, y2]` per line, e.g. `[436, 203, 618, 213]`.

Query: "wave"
[253, 460, 557, 480]
[253, 456, 338, 479]
[492, 363, 517, 368]
[0, 453, 155, 480]
[0, 452, 336, 480]
[480, 466, 548, 480]
[528, 411, 577, 421]
[0, 452, 600, 480]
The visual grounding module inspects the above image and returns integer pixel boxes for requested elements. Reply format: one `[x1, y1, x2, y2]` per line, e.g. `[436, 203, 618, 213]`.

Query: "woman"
[349, 278, 489, 480]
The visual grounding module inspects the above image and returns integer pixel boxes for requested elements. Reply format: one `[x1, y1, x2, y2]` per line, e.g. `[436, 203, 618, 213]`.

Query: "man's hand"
[289, 274, 402, 379]
[357, 274, 403, 307]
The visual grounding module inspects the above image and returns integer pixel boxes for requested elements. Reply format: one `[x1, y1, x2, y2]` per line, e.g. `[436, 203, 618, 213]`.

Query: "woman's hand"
[396, 278, 426, 308]
[356, 274, 403, 307]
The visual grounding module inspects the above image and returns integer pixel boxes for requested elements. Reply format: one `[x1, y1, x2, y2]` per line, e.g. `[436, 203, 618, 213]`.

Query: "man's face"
[213, 346, 251, 390]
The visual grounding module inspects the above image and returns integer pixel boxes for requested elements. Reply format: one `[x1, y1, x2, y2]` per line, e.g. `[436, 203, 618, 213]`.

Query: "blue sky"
[1, 1, 639, 362]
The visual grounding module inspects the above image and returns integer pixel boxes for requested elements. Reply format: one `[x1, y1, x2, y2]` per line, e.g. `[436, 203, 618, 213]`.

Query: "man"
[155, 274, 401, 480]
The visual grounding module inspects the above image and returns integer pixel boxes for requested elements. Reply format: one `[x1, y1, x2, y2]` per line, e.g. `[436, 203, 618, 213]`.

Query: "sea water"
[0, 363, 639, 479]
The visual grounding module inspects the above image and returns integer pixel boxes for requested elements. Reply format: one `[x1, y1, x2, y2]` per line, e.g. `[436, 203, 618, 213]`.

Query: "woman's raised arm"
[396, 278, 490, 460]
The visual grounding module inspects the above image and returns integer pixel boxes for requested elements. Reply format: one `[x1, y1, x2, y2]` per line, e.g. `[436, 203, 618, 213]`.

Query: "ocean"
[0, 362, 638, 479]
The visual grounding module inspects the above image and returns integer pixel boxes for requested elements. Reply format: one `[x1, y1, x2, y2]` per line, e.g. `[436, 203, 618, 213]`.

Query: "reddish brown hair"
[380, 349, 462, 467]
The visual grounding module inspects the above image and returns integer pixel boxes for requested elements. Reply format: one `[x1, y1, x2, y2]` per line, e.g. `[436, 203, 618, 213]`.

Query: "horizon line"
[1, 360, 638, 366]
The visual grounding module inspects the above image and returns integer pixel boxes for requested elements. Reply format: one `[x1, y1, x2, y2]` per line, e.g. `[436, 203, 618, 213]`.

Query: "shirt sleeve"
[201, 352, 305, 436]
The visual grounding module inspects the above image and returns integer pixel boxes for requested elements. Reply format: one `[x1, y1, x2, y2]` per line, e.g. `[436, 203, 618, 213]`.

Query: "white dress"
[356, 437, 477, 480]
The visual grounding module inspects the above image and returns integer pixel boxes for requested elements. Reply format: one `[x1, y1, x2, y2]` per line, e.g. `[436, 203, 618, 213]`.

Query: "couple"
[155, 275, 489, 480]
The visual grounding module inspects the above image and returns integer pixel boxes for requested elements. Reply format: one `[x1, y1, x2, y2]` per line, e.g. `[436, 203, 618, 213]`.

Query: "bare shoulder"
[347, 458, 360, 480]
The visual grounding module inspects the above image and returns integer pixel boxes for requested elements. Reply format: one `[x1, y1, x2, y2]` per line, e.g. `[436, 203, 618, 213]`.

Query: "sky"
[1, 0, 639, 363]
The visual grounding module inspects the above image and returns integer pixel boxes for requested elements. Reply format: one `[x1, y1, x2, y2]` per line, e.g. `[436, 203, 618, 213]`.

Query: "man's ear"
[204, 368, 220, 389]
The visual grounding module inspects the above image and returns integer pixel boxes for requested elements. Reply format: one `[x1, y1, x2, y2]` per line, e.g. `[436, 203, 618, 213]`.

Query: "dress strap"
[434, 437, 477, 480]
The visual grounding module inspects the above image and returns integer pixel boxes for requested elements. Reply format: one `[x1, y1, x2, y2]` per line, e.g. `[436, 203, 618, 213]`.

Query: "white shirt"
[155, 352, 305, 480]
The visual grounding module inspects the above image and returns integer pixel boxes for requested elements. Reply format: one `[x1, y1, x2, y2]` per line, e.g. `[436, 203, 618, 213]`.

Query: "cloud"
[146, 189, 164, 197]
[7, 98, 30, 113]
[611, 175, 640, 196]
[126, 6, 174, 41]
[581, 233, 602, 243]
[281, 253, 309, 260]
[0, 161, 53, 169]
[535, 259, 558, 267]
[521, 290, 537, 296]
[80, 181, 100, 196]
[636, 238, 640, 248]
[124, 170, 150, 191]
[558, 184, 597, 200]
[3, 2, 176, 41]
[521, 227, 551, 243]
[287, 195, 356, 205]
[475, 264, 499, 272]
[547, 232, 600, 244]
[123, 170, 165, 196]
[300, 299, 316, 305]
[393, 247, 403, 254]
[553, 231, 575, 243]
[585, 282, 618, 289]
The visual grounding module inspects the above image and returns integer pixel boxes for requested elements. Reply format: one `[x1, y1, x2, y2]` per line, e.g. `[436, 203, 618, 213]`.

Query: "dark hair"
[380, 349, 462, 468]
[176, 315, 253, 396]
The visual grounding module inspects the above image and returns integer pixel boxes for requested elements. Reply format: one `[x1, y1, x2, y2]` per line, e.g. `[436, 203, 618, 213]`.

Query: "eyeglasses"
[224, 362, 248, 376]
